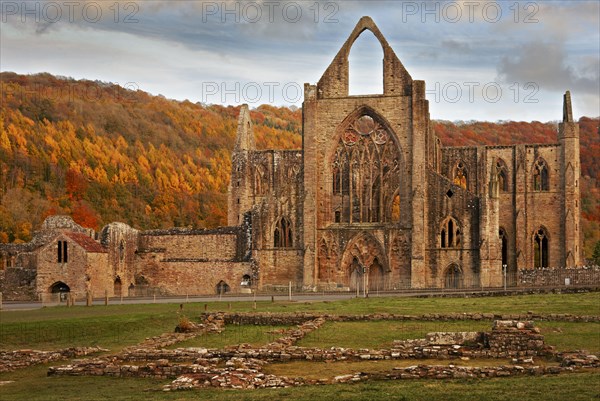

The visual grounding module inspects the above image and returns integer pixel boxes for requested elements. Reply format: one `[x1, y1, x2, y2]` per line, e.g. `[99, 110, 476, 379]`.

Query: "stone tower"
[302, 16, 431, 290]
[228, 104, 256, 226]
[559, 91, 581, 267]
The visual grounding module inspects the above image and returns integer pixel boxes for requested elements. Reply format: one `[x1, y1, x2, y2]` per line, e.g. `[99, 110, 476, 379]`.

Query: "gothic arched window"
[453, 161, 468, 190]
[533, 158, 549, 191]
[533, 228, 549, 267]
[496, 159, 508, 192]
[331, 114, 400, 224]
[440, 217, 461, 248]
[274, 217, 293, 248]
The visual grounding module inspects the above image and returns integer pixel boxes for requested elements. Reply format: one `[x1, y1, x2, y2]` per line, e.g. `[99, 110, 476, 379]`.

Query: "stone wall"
[139, 230, 240, 261]
[518, 267, 600, 286]
[99, 222, 139, 294]
[427, 170, 482, 288]
[134, 258, 252, 296]
[205, 311, 600, 324]
[0, 268, 36, 301]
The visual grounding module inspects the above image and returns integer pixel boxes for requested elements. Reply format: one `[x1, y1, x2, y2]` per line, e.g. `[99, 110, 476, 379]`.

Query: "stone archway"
[444, 264, 463, 289]
[216, 281, 230, 295]
[50, 281, 70, 293]
[114, 277, 122, 297]
[340, 233, 388, 291]
[50, 281, 70, 302]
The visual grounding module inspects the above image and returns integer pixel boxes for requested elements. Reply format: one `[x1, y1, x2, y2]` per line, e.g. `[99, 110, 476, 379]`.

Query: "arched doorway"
[216, 281, 230, 295]
[114, 277, 122, 297]
[369, 258, 384, 291]
[340, 233, 388, 291]
[444, 264, 462, 289]
[50, 281, 70, 301]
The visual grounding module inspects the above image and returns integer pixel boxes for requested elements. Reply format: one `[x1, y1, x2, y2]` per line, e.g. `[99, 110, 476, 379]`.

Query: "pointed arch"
[349, 29, 384, 95]
[340, 232, 388, 290]
[496, 158, 509, 192]
[565, 162, 574, 186]
[444, 264, 463, 289]
[533, 227, 549, 267]
[317, 16, 412, 98]
[274, 216, 293, 248]
[343, 22, 390, 61]
[114, 276, 122, 296]
[453, 161, 468, 190]
[254, 165, 266, 195]
[533, 157, 549, 191]
[329, 106, 403, 225]
[440, 217, 462, 248]
[216, 280, 230, 295]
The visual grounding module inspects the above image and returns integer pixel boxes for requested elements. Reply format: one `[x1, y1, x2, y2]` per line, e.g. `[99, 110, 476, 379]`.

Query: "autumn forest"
[0, 73, 598, 259]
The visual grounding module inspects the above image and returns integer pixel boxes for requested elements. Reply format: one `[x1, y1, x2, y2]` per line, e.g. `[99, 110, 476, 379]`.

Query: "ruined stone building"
[229, 16, 581, 292]
[0, 17, 582, 300]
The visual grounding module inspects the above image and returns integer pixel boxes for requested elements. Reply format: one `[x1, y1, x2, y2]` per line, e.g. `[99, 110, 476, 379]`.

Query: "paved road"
[1, 292, 392, 310]
[1, 286, 575, 311]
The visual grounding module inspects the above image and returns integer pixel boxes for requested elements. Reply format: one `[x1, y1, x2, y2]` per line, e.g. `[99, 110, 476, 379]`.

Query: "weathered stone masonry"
[0, 17, 586, 299]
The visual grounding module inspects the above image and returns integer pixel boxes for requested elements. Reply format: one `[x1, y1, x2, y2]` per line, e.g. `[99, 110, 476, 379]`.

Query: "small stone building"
[0, 216, 110, 300]
[0, 17, 583, 300]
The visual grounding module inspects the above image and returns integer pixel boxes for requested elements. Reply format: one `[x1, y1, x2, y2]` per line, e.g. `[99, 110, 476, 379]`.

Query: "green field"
[0, 292, 599, 400]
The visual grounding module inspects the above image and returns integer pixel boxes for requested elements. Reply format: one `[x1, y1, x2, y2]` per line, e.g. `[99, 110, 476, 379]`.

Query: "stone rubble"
[44, 315, 599, 392]
[0, 347, 107, 373]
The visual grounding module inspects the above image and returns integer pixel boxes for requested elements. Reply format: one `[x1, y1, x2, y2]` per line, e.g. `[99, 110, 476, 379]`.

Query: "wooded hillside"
[0, 73, 597, 258]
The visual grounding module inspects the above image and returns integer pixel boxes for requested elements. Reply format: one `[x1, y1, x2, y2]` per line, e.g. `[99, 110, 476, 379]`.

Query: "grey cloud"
[497, 41, 599, 96]
[441, 39, 471, 53]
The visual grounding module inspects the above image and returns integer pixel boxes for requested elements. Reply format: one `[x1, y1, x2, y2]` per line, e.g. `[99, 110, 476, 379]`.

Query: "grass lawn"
[0, 292, 598, 400]
[298, 320, 491, 349]
[538, 321, 600, 353]
[0, 364, 597, 401]
[262, 358, 561, 380]
[0, 304, 183, 351]
[169, 324, 292, 349]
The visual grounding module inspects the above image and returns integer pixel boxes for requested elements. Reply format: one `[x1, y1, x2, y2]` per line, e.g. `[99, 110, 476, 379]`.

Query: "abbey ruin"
[0, 17, 584, 300]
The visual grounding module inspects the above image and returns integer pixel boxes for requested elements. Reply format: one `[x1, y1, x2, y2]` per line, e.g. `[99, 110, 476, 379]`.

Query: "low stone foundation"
[210, 311, 600, 324]
[0, 347, 106, 373]
[45, 314, 599, 392]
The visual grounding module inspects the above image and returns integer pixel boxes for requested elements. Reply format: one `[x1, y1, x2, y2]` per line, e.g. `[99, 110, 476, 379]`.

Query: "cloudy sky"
[1, 0, 599, 121]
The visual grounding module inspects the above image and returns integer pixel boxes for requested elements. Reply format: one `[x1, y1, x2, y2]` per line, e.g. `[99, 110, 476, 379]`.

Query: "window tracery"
[440, 217, 461, 248]
[533, 158, 549, 191]
[496, 159, 508, 192]
[332, 114, 400, 224]
[274, 217, 293, 248]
